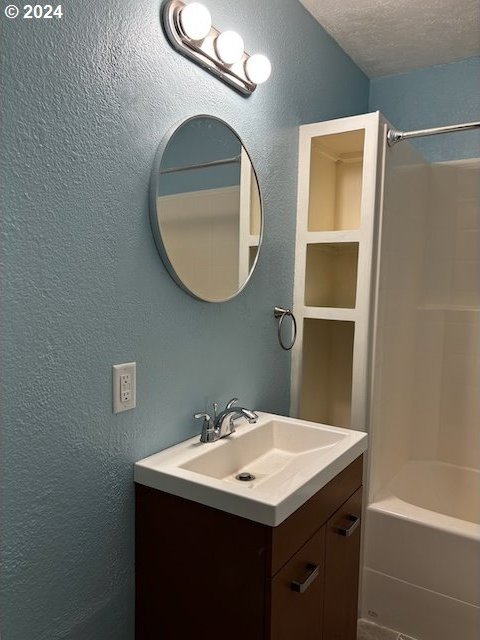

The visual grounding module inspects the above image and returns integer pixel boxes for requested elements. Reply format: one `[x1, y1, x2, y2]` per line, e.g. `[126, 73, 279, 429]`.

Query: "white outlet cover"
[112, 362, 136, 413]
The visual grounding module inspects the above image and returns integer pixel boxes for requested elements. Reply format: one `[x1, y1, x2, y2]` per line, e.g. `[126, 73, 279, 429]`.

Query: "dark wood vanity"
[135, 455, 363, 639]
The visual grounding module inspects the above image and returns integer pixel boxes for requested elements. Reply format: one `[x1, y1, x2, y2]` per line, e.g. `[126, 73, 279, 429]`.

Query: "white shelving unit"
[290, 113, 384, 431]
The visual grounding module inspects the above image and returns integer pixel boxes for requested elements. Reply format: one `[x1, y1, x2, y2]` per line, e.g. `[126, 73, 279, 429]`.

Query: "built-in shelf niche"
[299, 318, 355, 428]
[305, 242, 359, 308]
[292, 113, 381, 432]
[308, 129, 365, 232]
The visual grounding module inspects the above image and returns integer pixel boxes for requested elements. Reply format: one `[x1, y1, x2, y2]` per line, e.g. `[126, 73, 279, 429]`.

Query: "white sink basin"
[135, 412, 367, 526]
[181, 418, 345, 481]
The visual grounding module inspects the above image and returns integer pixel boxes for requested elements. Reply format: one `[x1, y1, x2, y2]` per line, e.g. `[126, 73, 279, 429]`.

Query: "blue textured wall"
[0, 1, 368, 638]
[369, 57, 480, 162]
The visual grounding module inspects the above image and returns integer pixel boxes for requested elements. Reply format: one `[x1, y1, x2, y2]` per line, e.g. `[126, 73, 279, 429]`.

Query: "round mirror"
[150, 115, 263, 302]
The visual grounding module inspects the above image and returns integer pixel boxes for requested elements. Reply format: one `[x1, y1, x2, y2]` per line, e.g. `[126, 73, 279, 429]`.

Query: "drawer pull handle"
[336, 514, 360, 537]
[290, 563, 320, 593]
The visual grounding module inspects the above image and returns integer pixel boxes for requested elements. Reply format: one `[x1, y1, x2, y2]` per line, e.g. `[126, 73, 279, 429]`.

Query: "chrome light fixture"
[161, 0, 272, 96]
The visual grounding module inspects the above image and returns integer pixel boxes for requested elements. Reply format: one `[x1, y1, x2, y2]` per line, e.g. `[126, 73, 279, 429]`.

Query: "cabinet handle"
[336, 514, 360, 537]
[290, 563, 320, 593]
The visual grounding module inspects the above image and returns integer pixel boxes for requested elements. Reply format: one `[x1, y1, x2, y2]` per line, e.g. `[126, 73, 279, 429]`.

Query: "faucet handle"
[225, 398, 239, 410]
[194, 412, 218, 443]
[194, 412, 211, 422]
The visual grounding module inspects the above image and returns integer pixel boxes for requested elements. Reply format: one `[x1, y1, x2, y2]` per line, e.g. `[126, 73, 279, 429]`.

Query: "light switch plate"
[113, 362, 136, 413]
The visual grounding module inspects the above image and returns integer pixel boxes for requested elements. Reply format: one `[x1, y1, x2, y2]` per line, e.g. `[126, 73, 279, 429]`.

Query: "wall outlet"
[113, 362, 136, 413]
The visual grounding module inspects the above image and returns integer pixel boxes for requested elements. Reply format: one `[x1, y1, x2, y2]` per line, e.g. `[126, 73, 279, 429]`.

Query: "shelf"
[305, 243, 358, 309]
[301, 307, 357, 322]
[303, 230, 360, 244]
[307, 130, 365, 232]
[299, 318, 355, 428]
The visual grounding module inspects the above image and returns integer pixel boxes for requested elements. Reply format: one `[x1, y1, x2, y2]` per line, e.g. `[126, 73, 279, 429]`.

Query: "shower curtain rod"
[387, 121, 480, 146]
[160, 155, 241, 174]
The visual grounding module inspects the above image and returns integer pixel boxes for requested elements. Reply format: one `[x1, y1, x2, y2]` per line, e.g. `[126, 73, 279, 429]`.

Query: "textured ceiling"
[298, 0, 480, 77]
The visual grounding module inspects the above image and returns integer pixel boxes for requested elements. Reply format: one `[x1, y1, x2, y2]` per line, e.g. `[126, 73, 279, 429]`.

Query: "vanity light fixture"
[161, 0, 272, 95]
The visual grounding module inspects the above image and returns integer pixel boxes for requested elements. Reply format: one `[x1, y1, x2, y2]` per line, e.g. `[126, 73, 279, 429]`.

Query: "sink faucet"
[214, 398, 258, 438]
[194, 398, 258, 443]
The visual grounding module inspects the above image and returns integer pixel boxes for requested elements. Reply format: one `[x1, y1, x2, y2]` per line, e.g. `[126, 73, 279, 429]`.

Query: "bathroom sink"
[135, 412, 367, 526]
[180, 418, 345, 479]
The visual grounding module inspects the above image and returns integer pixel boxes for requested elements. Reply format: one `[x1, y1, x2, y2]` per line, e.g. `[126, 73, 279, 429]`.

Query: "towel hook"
[274, 307, 297, 351]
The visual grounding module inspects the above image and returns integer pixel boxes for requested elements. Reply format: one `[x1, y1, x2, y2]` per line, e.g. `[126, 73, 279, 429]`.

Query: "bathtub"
[362, 460, 480, 640]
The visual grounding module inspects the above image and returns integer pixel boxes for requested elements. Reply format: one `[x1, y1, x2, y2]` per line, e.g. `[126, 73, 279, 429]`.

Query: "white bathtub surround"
[368, 139, 429, 499]
[363, 148, 480, 640]
[363, 461, 480, 640]
[358, 619, 417, 640]
[363, 567, 480, 640]
[421, 159, 480, 470]
[369, 155, 480, 492]
[376, 460, 480, 528]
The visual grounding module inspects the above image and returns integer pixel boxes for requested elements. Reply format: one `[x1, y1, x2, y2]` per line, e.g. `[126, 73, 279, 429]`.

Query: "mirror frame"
[149, 115, 264, 303]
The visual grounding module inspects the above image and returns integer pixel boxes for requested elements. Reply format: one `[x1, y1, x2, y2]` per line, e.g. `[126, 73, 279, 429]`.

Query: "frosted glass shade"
[180, 3, 212, 41]
[215, 31, 245, 65]
[245, 54, 272, 84]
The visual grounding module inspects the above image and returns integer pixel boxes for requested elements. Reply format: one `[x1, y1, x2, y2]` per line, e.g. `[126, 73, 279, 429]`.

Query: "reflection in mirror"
[150, 116, 263, 302]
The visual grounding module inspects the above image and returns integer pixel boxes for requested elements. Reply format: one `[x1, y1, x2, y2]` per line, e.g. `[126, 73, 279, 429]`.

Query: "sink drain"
[236, 472, 255, 482]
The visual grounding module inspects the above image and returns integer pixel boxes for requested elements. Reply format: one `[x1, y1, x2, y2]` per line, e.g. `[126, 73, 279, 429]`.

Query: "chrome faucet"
[194, 398, 258, 443]
[214, 398, 258, 438]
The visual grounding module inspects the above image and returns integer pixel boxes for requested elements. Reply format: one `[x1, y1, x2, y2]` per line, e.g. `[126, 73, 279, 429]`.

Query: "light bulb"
[179, 3, 212, 41]
[215, 31, 245, 65]
[245, 54, 272, 84]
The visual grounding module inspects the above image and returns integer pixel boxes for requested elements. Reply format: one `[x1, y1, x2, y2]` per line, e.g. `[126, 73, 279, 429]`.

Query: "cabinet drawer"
[270, 526, 325, 640]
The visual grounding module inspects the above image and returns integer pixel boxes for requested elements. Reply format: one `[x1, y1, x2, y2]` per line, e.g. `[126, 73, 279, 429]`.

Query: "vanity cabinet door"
[270, 525, 325, 640]
[323, 487, 363, 640]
